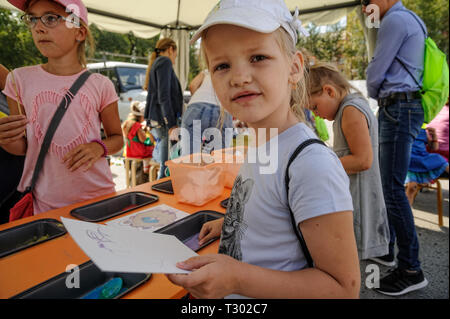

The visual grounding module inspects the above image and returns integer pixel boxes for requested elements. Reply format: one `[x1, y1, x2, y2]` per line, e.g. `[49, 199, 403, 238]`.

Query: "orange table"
[0, 178, 230, 299]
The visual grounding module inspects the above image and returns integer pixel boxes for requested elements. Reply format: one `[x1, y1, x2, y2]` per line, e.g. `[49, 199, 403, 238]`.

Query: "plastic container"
[11, 260, 151, 299]
[0, 219, 67, 259]
[70, 192, 159, 222]
[151, 180, 174, 194]
[165, 153, 225, 206]
[211, 146, 246, 188]
[156, 210, 224, 251]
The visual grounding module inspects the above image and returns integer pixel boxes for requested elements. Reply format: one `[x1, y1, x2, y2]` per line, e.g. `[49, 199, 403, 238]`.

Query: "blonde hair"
[200, 27, 308, 124]
[307, 62, 361, 98]
[143, 38, 177, 90]
[78, 20, 95, 68]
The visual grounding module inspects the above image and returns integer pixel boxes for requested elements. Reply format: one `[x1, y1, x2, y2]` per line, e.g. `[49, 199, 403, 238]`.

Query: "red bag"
[9, 192, 34, 222]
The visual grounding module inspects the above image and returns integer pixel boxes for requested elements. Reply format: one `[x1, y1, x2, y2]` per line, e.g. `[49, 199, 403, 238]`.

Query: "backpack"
[397, 10, 449, 124]
[314, 114, 329, 142]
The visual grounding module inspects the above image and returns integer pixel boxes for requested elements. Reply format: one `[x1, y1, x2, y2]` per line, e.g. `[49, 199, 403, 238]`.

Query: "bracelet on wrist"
[91, 139, 108, 157]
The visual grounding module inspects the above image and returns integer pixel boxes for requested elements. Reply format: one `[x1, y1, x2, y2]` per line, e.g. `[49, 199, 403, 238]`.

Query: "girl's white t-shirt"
[219, 123, 353, 298]
[187, 72, 220, 106]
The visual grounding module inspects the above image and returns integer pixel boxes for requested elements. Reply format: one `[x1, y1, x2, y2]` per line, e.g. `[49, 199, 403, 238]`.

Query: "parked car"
[87, 61, 192, 123]
[87, 61, 148, 122]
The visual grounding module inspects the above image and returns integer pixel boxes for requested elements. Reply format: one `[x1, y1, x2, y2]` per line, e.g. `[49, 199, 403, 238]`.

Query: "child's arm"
[0, 96, 27, 156]
[339, 106, 373, 175]
[425, 127, 439, 151]
[63, 102, 123, 172]
[188, 71, 205, 95]
[167, 211, 360, 299]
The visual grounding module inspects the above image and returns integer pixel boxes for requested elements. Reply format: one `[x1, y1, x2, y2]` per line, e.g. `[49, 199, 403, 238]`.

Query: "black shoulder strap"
[27, 71, 92, 191]
[395, 58, 423, 92]
[285, 138, 326, 268]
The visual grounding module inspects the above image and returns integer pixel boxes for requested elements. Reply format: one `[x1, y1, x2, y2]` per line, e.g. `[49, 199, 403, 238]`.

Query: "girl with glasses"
[0, 0, 123, 217]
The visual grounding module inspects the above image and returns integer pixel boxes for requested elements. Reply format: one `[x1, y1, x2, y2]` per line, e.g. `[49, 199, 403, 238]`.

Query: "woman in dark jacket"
[144, 38, 183, 179]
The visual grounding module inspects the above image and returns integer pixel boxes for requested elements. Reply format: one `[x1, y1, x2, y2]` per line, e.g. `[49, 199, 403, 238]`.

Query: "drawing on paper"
[86, 227, 130, 255]
[106, 204, 189, 232]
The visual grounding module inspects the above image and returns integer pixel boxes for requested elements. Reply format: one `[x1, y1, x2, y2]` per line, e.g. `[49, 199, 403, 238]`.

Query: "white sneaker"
[369, 255, 396, 267]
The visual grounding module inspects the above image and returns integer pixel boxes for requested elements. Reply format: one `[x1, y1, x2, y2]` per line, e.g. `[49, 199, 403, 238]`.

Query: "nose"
[230, 65, 251, 87]
[33, 18, 47, 33]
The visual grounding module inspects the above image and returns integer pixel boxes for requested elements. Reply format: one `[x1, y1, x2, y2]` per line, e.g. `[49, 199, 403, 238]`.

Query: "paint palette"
[151, 180, 174, 194]
[156, 210, 224, 252]
[70, 192, 159, 222]
[0, 219, 67, 258]
[11, 261, 151, 299]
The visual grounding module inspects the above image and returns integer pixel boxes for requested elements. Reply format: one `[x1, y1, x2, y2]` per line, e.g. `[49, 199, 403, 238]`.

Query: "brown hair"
[307, 62, 361, 98]
[143, 38, 177, 90]
[201, 27, 308, 124]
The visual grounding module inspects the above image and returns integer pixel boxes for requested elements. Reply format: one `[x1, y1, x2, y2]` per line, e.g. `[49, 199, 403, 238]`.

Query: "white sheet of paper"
[61, 217, 197, 274]
[105, 204, 189, 233]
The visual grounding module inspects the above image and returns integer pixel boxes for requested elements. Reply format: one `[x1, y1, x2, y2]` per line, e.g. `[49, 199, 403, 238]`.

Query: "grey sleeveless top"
[333, 93, 389, 260]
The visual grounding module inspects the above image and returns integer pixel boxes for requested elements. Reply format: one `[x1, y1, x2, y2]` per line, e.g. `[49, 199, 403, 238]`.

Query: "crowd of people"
[0, 0, 448, 299]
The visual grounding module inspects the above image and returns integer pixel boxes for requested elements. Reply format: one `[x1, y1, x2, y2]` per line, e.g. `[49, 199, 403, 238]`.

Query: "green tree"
[341, 9, 368, 80]
[0, 8, 45, 70]
[403, 0, 449, 61]
[90, 24, 158, 64]
[298, 22, 345, 64]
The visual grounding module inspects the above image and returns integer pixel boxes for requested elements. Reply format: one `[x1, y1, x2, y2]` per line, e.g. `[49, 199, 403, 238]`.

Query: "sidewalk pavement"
[109, 155, 449, 299]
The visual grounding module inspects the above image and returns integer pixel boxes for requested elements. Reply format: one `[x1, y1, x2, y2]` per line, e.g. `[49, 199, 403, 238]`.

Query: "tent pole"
[295, 0, 361, 15]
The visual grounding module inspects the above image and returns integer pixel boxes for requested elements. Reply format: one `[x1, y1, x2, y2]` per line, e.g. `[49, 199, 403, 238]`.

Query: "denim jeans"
[378, 98, 424, 271]
[151, 126, 169, 179]
[180, 103, 233, 156]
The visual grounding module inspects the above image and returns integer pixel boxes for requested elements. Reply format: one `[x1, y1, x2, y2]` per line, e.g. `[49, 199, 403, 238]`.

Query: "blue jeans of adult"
[378, 98, 424, 271]
[180, 103, 233, 156]
[151, 126, 169, 180]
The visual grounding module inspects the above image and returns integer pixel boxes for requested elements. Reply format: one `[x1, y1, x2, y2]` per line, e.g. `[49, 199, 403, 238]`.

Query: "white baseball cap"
[190, 0, 308, 45]
[130, 101, 146, 116]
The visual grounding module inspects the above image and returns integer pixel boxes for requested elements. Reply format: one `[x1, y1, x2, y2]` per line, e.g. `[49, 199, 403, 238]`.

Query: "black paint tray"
[151, 180, 174, 194]
[70, 192, 159, 222]
[156, 210, 224, 252]
[11, 260, 151, 299]
[0, 218, 67, 259]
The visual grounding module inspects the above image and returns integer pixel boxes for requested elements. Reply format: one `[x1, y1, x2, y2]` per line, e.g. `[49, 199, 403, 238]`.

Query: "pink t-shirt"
[3, 65, 118, 214]
[428, 104, 449, 159]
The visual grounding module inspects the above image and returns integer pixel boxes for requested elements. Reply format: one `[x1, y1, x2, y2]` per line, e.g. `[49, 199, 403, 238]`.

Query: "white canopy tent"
[0, 0, 376, 89]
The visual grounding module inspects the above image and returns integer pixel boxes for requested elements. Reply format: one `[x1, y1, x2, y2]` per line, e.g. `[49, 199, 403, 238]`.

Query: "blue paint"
[81, 277, 123, 299]
[141, 217, 159, 223]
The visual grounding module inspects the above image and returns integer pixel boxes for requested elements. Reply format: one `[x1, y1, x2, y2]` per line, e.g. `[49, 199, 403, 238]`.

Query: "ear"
[288, 51, 304, 86]
[323, 84, 336, 98]
[75, 25, 87, 43]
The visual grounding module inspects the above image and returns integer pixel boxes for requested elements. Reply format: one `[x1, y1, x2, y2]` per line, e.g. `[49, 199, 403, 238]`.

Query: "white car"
[87, 61, 192, 123]
[87, 61, 148, 122]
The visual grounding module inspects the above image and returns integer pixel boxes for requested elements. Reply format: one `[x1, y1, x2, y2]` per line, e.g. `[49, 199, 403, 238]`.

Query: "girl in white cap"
[0, 0, 123, 217]
[167, 0, 360, 298]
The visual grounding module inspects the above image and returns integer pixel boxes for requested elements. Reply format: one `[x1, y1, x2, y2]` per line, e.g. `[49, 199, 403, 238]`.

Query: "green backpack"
[314, 115, 329, 142]
[398, 11, 449, 124]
